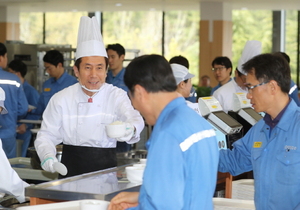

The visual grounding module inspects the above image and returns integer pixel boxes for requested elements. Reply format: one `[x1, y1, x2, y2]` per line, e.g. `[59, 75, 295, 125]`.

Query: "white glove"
[41, 155, 58, 173]
[116, 123, 135, 142]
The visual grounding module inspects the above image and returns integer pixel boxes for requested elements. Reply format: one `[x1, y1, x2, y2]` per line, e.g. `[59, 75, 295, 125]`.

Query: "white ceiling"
[0, 0, 300, 12]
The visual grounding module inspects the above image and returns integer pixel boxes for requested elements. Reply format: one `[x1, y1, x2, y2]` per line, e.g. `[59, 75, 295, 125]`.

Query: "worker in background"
[8, 59, 40, 157]
[106, 43, 132, 153]
[218, 53, 300, 209]
[109, 54, 219, 210]
[210, 56, 232, 95]
[200, 75, 211, 88]
[34, 16, 144, 178]
[274, 51, 300, 106]
[213, 40, 262, 113]
[106, 43, 128, 92]
[33, 50, 77, 116]
[0, 43, 28, 158]
[170, 63, 195, 100]
[0, 87, 29, 203]
[169, 55, 197, 102]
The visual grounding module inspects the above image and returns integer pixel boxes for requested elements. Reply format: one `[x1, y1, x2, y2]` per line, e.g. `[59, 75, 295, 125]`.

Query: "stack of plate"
[231, 179, 254, 200]
[213, 198, 255, 210]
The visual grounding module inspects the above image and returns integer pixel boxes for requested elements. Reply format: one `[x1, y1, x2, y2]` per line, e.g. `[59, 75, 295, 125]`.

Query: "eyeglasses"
[245, 81, 269, 93]
[211, 66, 226, 72]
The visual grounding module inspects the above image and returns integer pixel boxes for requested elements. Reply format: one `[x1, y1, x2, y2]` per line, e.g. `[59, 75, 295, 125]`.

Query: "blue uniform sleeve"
[218, 133, 253, 176]
[17, 85, 28, 120]
[289, 81, 300, 106]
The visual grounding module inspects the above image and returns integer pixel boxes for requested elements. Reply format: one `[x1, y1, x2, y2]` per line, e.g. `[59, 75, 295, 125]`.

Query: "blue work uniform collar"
[263, 97, 292, 130]
[146, 97, 185, 150]
[109, 67, 125, 79]
[50, 71, 68, 84]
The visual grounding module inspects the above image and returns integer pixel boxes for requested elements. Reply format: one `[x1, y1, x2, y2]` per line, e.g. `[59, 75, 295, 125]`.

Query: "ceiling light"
[115, 3, 122, 6]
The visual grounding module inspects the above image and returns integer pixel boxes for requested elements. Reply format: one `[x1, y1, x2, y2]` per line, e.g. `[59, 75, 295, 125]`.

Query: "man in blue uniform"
[106, 43, 131, 153]
[109, 54, 219, 210]
[0, 43, 28, 158]
[218, 53, 300, 210]
[33, 50, 77, 115]
[106, 43, 128, 92]
[8, 59, 40, 157]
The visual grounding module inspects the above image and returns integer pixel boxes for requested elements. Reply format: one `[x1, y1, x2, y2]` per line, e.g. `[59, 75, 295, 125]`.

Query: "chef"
[34, 16, 144, 178]
[213, 40, 262, 113]
[0, 87, 29, 203]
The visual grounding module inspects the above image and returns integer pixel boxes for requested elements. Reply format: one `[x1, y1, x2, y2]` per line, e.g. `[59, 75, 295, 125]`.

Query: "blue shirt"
[106, 68, 128, 92]
[211, 77, 232, 95]
[34, 72, 77, 115]
[289, 80, 300, 106]
[21, 81, 40, 128]
[185, 87, 197, 103]
[129, 97, 219, 210]
[219, 99, 300, 210]
[0, 68, 28, 138]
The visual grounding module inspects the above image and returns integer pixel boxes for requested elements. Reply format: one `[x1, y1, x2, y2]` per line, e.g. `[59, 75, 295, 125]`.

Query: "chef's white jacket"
[213, 78, 248, 113]
[0, 139, 29, 203]
[35, 83, 144, 161]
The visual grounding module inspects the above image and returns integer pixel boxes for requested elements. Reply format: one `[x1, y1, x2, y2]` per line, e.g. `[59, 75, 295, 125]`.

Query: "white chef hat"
[0, 87, 8, 114]
[171, 63, 195, 85]
[237, 40, 262, 75]
[75, 16, 107, 60]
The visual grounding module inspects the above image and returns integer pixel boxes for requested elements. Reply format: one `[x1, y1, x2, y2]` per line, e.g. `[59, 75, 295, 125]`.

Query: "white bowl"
[126, 166, 144, 184]
[105, 123, 126, 138]
[133, 163, 146, 168]
[140, 158, 147, 164]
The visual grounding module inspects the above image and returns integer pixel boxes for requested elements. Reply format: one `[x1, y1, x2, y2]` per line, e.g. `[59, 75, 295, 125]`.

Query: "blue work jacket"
[219, 100, 300, 210]
[129, 97, 219, 210]
[0, 68, 28, 138]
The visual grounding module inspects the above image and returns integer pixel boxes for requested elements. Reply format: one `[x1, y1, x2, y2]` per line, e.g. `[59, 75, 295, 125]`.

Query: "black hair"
[124, 54, 177, 95]
[43, 50, 64, 67]
[74, 57, 109, 70]
[169, 55, 189, 69]
[274, 51, 290, 64]
[0, 43, 7, 57]
[243, 53, 290, 94]
[8, 59, 27, 77]
[211, 56, 232, 75]
[106, 43, 125, 57]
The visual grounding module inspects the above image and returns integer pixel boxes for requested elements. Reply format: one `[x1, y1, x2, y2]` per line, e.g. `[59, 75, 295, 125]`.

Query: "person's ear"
[134, 84, 148, 102]
[178, 81, 185, 89]
[120, 54, 125, 62]
[269, 80, 278, 94]
[73, 65, 79, 78]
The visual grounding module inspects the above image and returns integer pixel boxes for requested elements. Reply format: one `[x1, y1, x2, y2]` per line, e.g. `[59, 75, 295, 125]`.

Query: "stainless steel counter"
[25, 165, 141, 202]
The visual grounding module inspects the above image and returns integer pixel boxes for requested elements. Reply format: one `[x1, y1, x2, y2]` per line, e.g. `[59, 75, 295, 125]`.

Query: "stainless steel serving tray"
[25, 165, 141, 201]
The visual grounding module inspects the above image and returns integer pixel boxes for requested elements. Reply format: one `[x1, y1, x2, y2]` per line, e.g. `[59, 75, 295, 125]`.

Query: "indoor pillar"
[0, 6, 20, 43]
[199, 2, 233, 87]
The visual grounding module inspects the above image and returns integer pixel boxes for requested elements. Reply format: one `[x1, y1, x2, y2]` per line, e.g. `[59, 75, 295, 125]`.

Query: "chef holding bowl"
[34, 16, 144, 178]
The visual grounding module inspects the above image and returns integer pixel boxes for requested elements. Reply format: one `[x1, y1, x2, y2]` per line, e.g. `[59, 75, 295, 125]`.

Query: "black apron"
[60, 144, 117, 178]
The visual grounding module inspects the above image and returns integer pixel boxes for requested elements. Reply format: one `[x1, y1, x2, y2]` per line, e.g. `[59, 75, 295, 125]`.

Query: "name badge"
[44, 88, 51, 92]
[253, 142, 262, 148]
